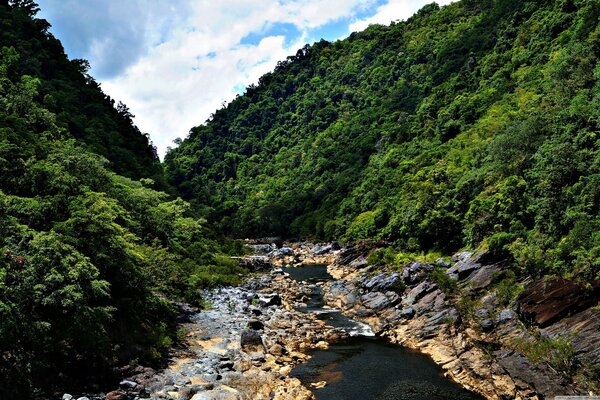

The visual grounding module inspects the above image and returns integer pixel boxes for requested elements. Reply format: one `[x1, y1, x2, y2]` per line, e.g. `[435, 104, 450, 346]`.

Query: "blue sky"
[37, 0, 454, 158]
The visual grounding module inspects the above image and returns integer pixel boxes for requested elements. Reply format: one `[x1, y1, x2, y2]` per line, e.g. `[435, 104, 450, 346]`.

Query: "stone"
[497, 309, 515, 324]
[269, 247, 294, 257]
[400, 307, 415, 319]
[240, 329, 265, 353]
[62, 395, 73, 400]
[271, 267, 284, 275]
[312, 244, 332, 255]
[361, 291, 399, 312]
[76, 397, 90, 400]
[361, 272, 403, 292]
[496, 349, 577, 397]
[105, 391, 125, 400]
[467, 263, 506, 290]
[119, 379, 137, 389]
[517, 278, 600, 327]
[310, 381, 327, 389]
[247, 320, 264, 330]
[249, 305, 262, 316]
[479, 319, 494, 331]
[403, 281, 436, 306]
[258, 293, 282, 307]
[401, 262, 434, 284]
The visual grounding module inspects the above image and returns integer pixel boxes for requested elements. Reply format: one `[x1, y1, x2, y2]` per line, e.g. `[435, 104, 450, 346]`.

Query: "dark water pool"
[283, 264, 484, 400]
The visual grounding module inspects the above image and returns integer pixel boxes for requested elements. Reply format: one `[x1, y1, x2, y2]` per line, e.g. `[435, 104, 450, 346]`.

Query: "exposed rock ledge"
[322, 246, 600, 400]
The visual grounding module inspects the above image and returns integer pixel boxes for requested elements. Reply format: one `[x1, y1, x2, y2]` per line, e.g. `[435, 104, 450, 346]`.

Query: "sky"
[37, 0, 455, 159]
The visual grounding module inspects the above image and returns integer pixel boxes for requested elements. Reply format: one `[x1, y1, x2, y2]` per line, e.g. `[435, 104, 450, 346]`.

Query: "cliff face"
[323, 246, 600, 399]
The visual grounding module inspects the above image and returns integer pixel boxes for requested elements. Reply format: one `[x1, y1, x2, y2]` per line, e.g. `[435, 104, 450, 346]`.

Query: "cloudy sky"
[37, 0, 454, 158]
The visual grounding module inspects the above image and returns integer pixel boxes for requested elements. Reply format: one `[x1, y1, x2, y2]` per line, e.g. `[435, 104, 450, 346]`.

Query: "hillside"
[0, 2, 245, 397]
[166, 0, 599, 280]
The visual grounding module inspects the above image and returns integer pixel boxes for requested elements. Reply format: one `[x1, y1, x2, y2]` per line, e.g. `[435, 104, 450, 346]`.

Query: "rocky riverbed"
[62, 241, 599, 400]
[322, 245, 600, 399]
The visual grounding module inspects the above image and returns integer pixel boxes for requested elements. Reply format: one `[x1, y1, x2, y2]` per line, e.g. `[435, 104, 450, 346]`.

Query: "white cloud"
[349, 0, 456, 32]
[40, 0, 459, 159]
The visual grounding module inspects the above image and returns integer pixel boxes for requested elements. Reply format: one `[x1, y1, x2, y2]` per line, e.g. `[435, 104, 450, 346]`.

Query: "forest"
[0, 1, 245, 397]
[166, 0, 600, 280]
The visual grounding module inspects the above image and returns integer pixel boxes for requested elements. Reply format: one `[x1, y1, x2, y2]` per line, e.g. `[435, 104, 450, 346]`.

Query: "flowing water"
[284, 264, 485, 400]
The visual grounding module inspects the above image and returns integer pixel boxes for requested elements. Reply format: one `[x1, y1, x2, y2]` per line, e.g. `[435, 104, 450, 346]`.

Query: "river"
[284, 264, 485, 400]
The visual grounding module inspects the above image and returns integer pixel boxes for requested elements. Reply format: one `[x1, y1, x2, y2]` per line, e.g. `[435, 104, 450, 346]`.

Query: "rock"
[248, 243, 276, 254]
[247, 320, 264, 330]
[312, 244, 332, 255]
[479, 319, 494, 331]
[76, 397, 90, 400]
[62, 395, 73, 400]
[401, 262, 434, 284]
[474, 308, 489, 319]
[449, 252, 481, 281]
[360, 272, 403, 292]
[269, 247, 294, 257]
[403, 281, 436, 306]
[105, 391, 125, 400]
[517, 278, 600, 327]
[271, 267, 284, 275]
[361, 291, 400, 312]
[400, 307, 415, 319]
[258, 293, 282, 307]
[236, 255, 272, 270]
[467, 263, 506, 290]
[240, 329, 265, 353]
[497, 308, 516, 324]
[310, 381, 327, 389]
[119, 379, 137, 389]
[543, 307, 600, 368]
[249, 305, 262, 316]
[496, 349, 576, 397]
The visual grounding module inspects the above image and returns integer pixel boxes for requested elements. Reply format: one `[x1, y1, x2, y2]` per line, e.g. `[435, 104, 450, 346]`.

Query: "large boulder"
[517, 278, 600, 327]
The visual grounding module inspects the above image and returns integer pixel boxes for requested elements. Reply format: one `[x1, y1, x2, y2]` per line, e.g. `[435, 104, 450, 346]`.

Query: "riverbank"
[63, 241, 599, 399]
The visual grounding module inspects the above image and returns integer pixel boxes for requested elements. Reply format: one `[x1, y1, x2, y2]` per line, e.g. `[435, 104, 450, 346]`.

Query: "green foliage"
[429, 267, 458, 295]
[0, 3, 245, 396]
[495, 271, 524, 306]
[166, 0, 600, 281]
[508, 335, 576, 378]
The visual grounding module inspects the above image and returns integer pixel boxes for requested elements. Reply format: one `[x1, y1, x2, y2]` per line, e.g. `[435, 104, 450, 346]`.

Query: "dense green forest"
[0, 1, 245, 397]
[166, 0, 600, 280]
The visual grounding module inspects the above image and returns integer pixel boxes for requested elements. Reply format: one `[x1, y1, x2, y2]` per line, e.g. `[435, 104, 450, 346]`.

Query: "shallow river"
[284, 264, 485, 400]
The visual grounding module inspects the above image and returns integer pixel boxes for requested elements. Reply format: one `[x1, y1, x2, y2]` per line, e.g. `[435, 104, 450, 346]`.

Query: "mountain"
[0, 2, 244, 397]
[166, 0, 599, 279]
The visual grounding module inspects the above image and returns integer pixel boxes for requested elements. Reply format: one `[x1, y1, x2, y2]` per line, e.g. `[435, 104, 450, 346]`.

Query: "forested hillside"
[0, 2, 245, 397]
[166, 0, 600, 279]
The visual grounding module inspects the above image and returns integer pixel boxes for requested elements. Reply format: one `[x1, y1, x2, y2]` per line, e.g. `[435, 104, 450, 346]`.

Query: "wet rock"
[62, 395, 73, 400]
[517, 278, 600, 327]
[240, 330, 265, 353]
